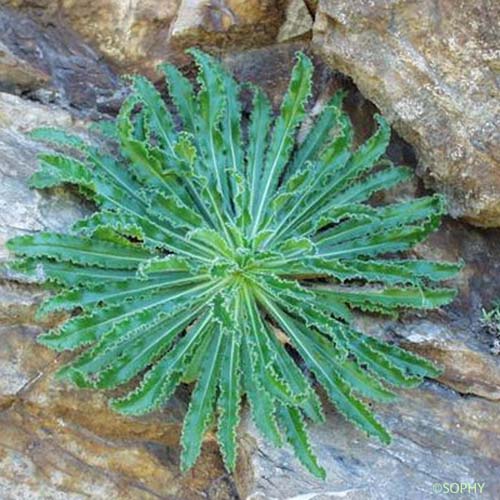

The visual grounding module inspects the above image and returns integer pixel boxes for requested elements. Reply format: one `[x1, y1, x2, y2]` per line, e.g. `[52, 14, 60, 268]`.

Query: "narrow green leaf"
[181, 324, 224, 471]
[241, 334, 283, 447]
[160, 61, 197, 135]
[7, 233, 153, 270]
[277, 404, 326, 479]
[286, 90, 345, 179]
[314, 285, 457, 313]
[29, 127, 88, 150]
[252, 52, 313, 234]
[217, 329, 242, 471]
[247, 86, 272, 230]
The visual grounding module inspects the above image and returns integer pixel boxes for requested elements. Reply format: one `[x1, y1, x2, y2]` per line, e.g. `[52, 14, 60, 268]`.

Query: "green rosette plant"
[7, 50, 461, 478]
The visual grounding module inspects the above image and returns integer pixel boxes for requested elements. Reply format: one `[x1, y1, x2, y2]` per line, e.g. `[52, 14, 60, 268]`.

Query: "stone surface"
[3, 0, 283, 76]
[0, 92, 74, 131]
[54, 0, 180, 76]
[0, 280, 61, 329]
[0, 7, 122, 115]
[277, 0, 313, 43]
[1, 0, 179, 75]
[0, 325, 237, 499]
[243, 383, 500, 499]
[404, 340, 500, 401]
[0, 40, 49, 93]
[169, 0, 284, 67]
[354, 310, 500, 402]
[313, 0, 500, 227]
[0, 93, 89, 262]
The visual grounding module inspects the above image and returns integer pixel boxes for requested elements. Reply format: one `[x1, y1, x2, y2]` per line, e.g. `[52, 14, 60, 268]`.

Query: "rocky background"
[0, 0, 499, 498]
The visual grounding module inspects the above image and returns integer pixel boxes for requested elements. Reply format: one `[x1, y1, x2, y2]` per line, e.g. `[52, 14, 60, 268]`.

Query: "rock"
[55, 0, 179, 75]
[0, 92, 74, 131]
[170, 0, 283, 56]
[4, 1, 284, 75]
[403, 340, 500, 401]
[0, 93, 89, 262]
[0, 7, 121, 114]
[0, 40, 49, 93]
[2, 1, 179, 75]
[242, 383, 500, 499]
[277, 0, 313, 43]
[354, 314, 500, 402]
[0, 281, 63, 328]
[0, 325, 236, 499]
[0, 325, 53, 399]
[313, 0, 500, 227]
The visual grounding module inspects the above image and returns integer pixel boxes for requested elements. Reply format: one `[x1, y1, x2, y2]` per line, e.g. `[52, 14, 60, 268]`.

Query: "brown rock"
[0, 280, 64, 328]
[0, 343, 232, 498]
[403, 340, 500, 401]
[313, 0, 500, 227]
[2, 1, 179, 75]
[0, 325, 54, 399]
[170, 0, 284, 56]
[4, 0, 284, 75]
[57, 0, 179, 75]
[354, 311, 500, 402]
[0, 40, 49, 92]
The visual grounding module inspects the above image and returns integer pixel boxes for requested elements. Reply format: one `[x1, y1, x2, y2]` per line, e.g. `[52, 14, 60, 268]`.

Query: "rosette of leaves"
[7, 50, 461, 478]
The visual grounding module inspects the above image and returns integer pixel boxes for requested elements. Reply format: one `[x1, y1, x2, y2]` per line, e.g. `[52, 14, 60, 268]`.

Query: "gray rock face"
[244, 384, 499, 499]
[0, 93, 89, 261]
[313, 0, 500, 227]
[0, 7, 121, 114]
[0, 98, 78, 251]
